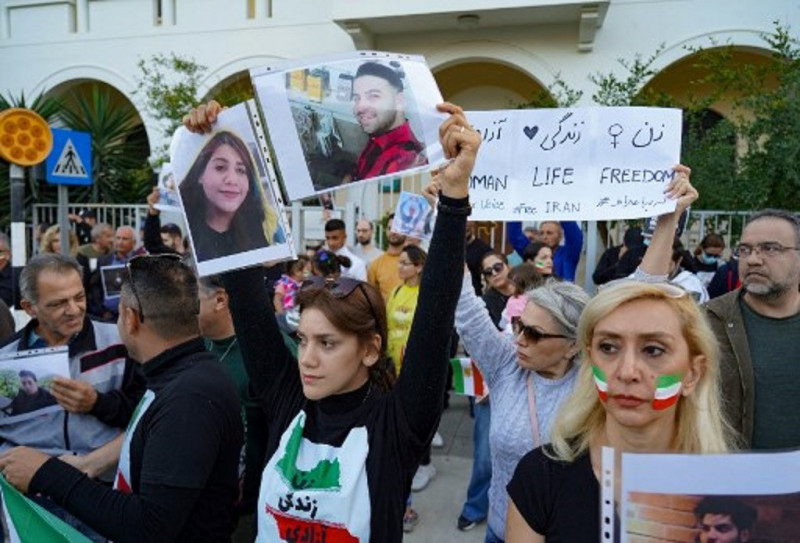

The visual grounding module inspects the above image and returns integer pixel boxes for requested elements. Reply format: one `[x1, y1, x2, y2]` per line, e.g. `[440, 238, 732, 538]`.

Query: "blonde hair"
[548, 281, 735, 462]
[40, 225, 79, 257]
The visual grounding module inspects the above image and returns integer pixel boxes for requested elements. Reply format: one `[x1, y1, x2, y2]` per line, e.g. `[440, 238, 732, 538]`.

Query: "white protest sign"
[466, 107, 682, 221]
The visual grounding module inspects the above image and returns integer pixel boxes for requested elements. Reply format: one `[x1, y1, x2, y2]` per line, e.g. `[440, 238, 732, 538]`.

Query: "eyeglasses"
[125, 254, 183, 323]
[733, 242, 800, 258]
[482, 262, 505, 278]
[511, 316, 570, 343]
[300, 276, 381, 326]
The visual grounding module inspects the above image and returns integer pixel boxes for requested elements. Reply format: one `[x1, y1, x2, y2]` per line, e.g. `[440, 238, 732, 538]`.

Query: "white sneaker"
[411, 464, 436, 492]
[431, 431, 444, 448]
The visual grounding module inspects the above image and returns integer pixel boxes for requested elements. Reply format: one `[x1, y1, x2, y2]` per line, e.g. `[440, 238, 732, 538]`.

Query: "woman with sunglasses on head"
[505, 274, 732, 542]
[454, 166, 697, 543]
[184, 101, 479, 542]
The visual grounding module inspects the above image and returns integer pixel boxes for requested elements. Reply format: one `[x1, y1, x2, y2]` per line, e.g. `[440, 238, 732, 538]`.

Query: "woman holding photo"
[180, 130, 282, 262]
[185, 100, 479, 542]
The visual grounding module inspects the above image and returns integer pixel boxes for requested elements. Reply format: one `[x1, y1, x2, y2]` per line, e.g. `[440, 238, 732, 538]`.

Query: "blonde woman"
[505, 281, 735, 542]
[39, 225, 79, 257]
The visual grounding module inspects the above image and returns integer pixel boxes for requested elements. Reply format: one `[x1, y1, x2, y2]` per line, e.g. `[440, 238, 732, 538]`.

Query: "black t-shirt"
[507, 447, 606, 542]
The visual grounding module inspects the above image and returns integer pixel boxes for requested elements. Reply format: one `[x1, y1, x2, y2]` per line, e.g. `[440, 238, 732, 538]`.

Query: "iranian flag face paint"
[652, 373, 682, 410]
[592, 365, 681, 410]
[592, 365, 608, 402]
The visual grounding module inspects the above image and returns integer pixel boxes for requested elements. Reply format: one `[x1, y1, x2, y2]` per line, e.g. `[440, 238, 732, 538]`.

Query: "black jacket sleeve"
[222, 267, 297, 404]
[91, 359, 146, 428]
[143, 213, 178, 255]
[395, 195, 468, 441]
[31, 456, 202, 543]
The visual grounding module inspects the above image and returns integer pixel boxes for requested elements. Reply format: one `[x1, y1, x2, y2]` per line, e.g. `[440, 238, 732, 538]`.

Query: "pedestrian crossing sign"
[46, 128, 92, 185]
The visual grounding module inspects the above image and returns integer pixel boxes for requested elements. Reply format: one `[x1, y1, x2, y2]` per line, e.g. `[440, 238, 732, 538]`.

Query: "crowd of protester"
[0, 101, 796, 543]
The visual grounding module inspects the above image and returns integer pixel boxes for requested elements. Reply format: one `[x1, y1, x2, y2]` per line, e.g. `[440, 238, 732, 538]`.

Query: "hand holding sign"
[434, 103, 480, 200]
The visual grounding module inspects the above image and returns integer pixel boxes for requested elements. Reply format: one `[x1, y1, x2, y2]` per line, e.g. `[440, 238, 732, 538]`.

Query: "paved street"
[403, 394, 488, 542]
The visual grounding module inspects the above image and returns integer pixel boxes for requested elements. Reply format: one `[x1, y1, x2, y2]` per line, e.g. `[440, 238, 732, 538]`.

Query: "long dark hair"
[180, 131, 277, 252]
[295, 281, 396, 392]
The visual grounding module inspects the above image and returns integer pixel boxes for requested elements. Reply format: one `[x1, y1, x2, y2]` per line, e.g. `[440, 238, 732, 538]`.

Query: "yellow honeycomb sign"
[0, 108, 53, 166]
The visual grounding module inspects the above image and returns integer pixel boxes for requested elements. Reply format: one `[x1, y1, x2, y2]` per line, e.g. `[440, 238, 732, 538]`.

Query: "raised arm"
[397, 104, 479, 439]
[639, 165, 697, 277]
[182, 100, 297, 401]
[507, 222, 529, 256]
[558, 221, 584, 280]
[142, 188, 178, 255]
[454, 269, 516, 387]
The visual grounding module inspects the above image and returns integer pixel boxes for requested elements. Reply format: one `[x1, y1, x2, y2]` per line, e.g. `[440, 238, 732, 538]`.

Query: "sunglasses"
[125, 253, 183, 323]
[511, 316, 570, 343]
[300, 276, 381, 326]
[482, 262, 505, 278]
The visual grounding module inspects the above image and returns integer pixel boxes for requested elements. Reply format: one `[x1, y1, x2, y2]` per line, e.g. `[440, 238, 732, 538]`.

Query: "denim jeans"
[459, 399, 491, 523]
[484, 523, 505, 543]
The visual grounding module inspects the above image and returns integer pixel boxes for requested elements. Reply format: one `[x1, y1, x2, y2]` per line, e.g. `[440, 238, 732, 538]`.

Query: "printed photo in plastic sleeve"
[0, 347, 70, 426]
[619, 450, 800, 542]
[154, 162, 182, 212]
[170, 102, 294, 276]
[391, 191, 435, 242]
[251, 51, 446, 201]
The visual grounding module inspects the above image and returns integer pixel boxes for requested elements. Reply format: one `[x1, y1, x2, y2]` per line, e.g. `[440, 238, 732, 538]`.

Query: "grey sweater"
[455, 274, 578, 539]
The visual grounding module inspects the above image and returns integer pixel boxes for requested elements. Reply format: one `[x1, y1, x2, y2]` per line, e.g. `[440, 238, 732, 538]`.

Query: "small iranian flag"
[0, 476, 91, 542]
[653, 374, 682, 410]
[450, 358, 486, 397]
[592, 365, 608, 402]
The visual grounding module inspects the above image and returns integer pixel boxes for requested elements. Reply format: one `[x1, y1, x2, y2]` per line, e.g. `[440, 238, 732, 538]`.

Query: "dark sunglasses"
[300, 276, 381, 326]
[511, 316, 570, 343]
[482, 262, 505, 278]
[125, 253, 183, 323]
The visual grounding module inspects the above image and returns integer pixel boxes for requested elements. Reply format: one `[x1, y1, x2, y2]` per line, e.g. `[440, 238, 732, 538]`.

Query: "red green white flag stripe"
[0, 475, 91, 542]
[652, 373, 682, 410]
[592, 365, 608, 401]
[450, 358, 486, 397]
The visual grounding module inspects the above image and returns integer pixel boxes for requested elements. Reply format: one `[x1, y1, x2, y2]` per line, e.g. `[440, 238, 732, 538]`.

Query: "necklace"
[209, 337, 238, 364]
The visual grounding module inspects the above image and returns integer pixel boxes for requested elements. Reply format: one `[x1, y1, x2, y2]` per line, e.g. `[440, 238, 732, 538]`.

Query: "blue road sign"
[46, 128, 92, 186]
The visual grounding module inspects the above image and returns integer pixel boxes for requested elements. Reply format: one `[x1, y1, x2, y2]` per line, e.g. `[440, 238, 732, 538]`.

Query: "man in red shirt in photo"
[351, 61, 427, 181]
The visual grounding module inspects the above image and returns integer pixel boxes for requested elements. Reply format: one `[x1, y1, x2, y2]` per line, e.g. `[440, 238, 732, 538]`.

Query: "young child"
[273, 255, 311, 313]
[499, 263, 544, 336]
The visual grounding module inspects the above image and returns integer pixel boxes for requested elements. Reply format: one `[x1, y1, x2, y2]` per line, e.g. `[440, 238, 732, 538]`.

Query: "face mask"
[701, 253, 720, 265]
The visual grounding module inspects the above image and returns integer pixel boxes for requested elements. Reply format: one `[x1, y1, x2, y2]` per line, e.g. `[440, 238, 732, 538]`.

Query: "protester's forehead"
[742, 217, 797, 244]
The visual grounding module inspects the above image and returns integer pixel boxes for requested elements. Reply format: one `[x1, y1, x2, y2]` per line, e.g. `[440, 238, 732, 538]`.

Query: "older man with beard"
[368, 213, 407, 302]
[706, 209, 800, 449]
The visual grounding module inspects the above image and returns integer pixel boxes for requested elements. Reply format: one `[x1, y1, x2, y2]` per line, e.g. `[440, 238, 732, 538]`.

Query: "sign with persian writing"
[466, 107, 682, 221]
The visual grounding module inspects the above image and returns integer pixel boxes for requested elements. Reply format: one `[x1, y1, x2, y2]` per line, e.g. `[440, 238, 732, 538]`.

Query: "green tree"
[58, 86, 152, 203]
[135, 53, 207, 163]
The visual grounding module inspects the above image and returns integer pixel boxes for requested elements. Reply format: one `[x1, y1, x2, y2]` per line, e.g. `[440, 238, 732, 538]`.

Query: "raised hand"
[433, 103, 480, 200]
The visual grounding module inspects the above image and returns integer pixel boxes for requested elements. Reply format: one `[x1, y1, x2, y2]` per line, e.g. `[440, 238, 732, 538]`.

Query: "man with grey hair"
[77, 223, 114, 259]
[0, 253, 143, 540]
[0, 254, 243, 541]
[706, 209, 800, 449]
[89, 225, 137, 321]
